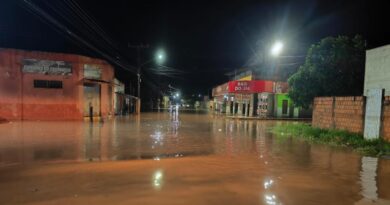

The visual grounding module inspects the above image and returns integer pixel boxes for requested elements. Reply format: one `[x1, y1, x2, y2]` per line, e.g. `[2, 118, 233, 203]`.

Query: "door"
[282, 100, 288, 115]
[83, 83, 101, 117]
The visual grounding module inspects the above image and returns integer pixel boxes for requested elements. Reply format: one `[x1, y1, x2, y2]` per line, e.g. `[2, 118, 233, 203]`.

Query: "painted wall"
[364, 44, 390, 96]
[238, 75, 252, 81]
[0, 48, 114, 120]
[274, 94, 293, 117]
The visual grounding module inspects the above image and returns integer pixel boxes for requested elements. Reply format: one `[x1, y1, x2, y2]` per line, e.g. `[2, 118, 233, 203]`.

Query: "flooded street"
[0, 112, 389, 205]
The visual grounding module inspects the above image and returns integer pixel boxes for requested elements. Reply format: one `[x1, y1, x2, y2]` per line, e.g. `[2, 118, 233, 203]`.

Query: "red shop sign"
[228, 80, 274, 93]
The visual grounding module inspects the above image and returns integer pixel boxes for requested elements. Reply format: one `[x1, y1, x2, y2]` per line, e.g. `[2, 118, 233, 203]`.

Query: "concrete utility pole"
[128, 43, 150, 114]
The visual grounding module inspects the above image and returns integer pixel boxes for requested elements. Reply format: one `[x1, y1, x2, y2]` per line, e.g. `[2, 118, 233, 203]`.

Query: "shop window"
[34, 80, 63, 89]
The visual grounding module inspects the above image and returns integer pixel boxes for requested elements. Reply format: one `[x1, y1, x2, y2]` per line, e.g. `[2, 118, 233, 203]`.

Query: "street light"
[132, 48, 166, 112]
[156, 50, 165, 65]
[271, 41, 284, 57]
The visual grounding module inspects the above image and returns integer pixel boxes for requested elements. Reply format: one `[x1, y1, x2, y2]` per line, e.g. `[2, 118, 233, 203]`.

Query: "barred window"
[33, 80, 63, 89]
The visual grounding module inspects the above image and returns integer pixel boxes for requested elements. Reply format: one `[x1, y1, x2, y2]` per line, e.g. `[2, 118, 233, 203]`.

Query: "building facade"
[212, 68, 308, 118]
[364, 44, 390, 96]
[0, 48, 115, 120]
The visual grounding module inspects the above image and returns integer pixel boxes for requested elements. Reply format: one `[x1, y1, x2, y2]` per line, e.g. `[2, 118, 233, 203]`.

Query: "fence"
[313, 96, 365, 133]
[313, 96, 390, 141]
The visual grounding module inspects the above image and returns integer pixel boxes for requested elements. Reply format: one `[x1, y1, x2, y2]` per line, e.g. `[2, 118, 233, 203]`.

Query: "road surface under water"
[0, 112, 389, 205]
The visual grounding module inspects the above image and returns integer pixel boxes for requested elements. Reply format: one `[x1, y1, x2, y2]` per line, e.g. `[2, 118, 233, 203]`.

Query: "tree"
[288, 35, 366, 108]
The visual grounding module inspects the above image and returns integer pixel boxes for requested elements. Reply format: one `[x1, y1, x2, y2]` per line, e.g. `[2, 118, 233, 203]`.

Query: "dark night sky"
[1, 0, 389, 96]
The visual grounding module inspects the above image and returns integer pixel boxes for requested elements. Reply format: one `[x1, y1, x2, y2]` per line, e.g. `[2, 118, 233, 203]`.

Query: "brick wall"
[313, 96, 390, 141]
[312, 96, 365, 134]
[334, 97, 365, 133]
[382, 96, 390, 142]
[312, 97, 334, 129]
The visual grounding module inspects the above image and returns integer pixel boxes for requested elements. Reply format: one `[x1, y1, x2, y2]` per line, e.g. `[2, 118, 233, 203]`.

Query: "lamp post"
[129, 44, 166, 114]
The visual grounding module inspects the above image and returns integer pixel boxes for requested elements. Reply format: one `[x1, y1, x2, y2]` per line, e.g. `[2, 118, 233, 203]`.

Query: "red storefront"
[212, 80, 288, 116]
[227, 80, 275, 93]
[0, 48, 115, 120]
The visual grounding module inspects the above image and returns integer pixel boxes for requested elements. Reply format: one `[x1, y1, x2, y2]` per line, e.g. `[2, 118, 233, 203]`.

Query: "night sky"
[1, 0, 389, 97]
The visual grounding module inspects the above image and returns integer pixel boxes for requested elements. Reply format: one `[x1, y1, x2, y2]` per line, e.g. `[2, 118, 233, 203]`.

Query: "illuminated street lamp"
[129, 46, 166, 114]
[271, 41, 284, 57]
[155, 49, 165, 64]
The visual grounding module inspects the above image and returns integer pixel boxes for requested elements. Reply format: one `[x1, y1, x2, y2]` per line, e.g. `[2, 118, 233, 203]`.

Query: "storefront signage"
[212, 82, 229, 96]
[274, 82, 289, 93]
[228, 80, 274, 93]
[114, 79, 125, 93]
[22, 59, 72, 75]
[84, 64, 102, 79]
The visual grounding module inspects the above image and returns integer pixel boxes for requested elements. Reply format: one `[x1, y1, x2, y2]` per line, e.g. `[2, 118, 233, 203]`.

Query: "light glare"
[271, 41, 283, 56]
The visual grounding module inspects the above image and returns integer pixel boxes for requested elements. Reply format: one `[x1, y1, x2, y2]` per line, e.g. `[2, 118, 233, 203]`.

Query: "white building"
[364, 44, 390, 96]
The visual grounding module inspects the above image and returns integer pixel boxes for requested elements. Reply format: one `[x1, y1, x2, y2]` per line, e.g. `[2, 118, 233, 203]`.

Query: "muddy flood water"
[0, 112, 389, 205]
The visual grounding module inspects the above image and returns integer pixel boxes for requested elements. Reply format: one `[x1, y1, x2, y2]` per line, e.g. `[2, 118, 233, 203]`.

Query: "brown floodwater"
[0, 112, 389, 205]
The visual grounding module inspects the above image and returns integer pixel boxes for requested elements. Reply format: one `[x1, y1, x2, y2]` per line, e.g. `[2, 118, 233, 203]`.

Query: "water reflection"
[153, 170, 163, 189]
[360, 157, 378, 201]
[264, 179, 274, 189]
[0, 113, 389, 204]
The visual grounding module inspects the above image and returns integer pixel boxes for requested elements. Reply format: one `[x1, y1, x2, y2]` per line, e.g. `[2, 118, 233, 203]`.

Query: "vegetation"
[271, 123, 390, 156]
[288, 35, 366, 108]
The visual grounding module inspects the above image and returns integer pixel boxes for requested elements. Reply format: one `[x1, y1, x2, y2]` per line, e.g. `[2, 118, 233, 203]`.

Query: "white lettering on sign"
[235, 81, 251, 91]
[84, 64, 102, 79]
[22, 59, 72, 75]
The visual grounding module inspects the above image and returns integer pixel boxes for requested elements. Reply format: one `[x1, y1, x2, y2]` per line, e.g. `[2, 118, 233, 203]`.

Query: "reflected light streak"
[264, 179, 274, 189]
[264, 194, 278, 205]
[153, 170, 163, 188]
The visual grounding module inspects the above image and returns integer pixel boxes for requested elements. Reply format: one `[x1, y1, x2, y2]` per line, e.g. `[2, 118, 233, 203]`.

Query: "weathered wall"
[382, 96, 390, 142]
[364, 44, 390, 96]
[0, 48, 114, 120]
[312, 96, 365, 133]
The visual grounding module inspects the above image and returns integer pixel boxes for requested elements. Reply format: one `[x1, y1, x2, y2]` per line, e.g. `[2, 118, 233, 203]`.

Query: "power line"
[21, 0, 137, 73]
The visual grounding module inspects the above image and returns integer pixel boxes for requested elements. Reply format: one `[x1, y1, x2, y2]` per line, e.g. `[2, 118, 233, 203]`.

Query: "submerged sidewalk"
[225, 115, 311, 121]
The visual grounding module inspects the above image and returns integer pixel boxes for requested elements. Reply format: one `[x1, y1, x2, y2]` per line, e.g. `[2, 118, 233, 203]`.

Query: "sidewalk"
[225, 115, 311, 121]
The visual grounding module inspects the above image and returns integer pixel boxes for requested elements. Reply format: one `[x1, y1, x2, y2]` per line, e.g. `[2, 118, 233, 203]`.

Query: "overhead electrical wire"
[20, 0, 185, 92]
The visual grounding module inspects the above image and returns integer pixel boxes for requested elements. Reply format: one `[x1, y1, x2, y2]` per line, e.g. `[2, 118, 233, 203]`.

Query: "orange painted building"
[0, 48, 115, 120]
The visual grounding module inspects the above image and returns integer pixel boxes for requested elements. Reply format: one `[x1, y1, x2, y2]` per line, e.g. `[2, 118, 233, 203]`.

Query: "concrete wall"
[312, 96, 365, 133]
[0, 48, 114, 120]
[364, 44, 390, 96]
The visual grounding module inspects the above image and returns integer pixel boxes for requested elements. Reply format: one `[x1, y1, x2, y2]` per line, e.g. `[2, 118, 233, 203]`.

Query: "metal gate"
[83, 84, 101, 117]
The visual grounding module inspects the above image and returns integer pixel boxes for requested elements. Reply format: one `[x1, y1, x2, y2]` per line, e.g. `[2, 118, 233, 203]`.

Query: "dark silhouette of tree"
[288, 35, 366, 108]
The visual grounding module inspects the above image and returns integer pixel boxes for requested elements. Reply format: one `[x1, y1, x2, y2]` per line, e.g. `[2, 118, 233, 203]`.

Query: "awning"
[82, 78, 120, 86]
[115, 92, 138, 99]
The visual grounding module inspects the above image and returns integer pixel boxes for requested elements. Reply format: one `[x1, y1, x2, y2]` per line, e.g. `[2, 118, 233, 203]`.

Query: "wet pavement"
[0, 112, 389, 205]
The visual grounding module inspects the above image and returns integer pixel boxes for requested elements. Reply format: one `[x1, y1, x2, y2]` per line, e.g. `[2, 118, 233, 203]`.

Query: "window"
[34, 80, 63, 89]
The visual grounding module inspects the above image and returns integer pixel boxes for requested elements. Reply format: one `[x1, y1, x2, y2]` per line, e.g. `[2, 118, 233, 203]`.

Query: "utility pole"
[128, 43, 150, 114]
